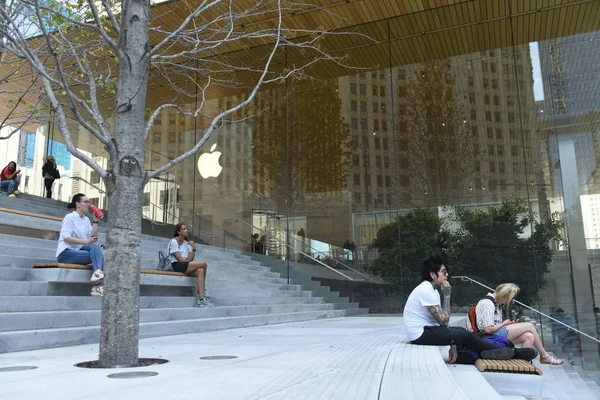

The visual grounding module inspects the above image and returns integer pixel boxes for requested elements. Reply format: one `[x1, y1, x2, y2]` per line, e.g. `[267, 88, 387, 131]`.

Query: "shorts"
[171, 262, 189, 273]
[496, 327, 509, 338]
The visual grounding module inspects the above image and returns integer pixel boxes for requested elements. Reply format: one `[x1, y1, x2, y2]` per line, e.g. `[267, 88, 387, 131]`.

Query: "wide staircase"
[0, 194, 367, 353]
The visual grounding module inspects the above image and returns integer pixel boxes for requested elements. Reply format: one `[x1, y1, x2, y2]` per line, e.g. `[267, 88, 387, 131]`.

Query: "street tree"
[0, 0, 356, 366]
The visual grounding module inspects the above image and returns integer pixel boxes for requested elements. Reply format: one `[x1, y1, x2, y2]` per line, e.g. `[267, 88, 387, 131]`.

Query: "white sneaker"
[90, 270, 104, 283]
[90, 286, 103, 296]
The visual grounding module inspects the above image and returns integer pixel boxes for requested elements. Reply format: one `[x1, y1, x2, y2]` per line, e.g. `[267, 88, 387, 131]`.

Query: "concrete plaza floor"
[0, 316, 538, 400]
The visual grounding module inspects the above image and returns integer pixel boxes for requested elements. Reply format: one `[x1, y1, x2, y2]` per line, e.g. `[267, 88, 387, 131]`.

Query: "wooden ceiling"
[1, 0, 599, 136]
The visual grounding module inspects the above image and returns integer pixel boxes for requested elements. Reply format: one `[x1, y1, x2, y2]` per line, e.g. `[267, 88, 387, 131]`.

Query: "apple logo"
[197, 143, 223, 179]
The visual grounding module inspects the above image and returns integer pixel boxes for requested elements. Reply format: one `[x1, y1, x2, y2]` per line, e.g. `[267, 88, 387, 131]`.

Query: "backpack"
[157, 250, 172, 271]
[468, 295, 496, 333]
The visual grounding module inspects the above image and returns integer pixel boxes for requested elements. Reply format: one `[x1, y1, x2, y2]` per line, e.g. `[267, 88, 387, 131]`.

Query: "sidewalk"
[1, 316, 485, 400]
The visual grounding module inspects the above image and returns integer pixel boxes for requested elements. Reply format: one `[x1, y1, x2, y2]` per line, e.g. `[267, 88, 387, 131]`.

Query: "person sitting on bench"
[404, 251, 514, 360]
[169, 222, 214, 308]
[56, 193, 104, 296]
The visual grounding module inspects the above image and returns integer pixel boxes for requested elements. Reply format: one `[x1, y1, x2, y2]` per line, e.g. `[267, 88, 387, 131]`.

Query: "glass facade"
[47, 2, 600, 374]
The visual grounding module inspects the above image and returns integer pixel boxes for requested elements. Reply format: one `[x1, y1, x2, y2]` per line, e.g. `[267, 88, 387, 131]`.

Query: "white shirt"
[56, 211, 92, 257]
[403, 281, 442, 341]
[168, 238, 192, 264]
[475, 293, 502, 331]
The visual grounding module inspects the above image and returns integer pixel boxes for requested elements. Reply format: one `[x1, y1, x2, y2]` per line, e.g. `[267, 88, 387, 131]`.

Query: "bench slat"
[474, 359, 542, 375]
[32, 263, 186, 277]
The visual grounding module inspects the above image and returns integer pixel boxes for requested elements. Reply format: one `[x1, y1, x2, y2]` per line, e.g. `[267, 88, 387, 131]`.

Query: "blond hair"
[494, 283, 520, 303]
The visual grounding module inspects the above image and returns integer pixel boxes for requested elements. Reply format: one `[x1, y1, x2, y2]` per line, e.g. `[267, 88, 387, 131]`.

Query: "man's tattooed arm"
[426, 283, 452, 326]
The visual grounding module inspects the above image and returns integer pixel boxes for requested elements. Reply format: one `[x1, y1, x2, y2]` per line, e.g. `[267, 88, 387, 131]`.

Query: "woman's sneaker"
[195, 298, 214, 308]
[90, 270, 104, 283]
[196, 288, 211, 301]
[91, 286, 104, 296]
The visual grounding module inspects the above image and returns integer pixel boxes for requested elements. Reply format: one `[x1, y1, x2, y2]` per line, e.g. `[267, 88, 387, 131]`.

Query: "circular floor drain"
[0, 366, 38, 372]
[107, 371, 158, 379]
[199, 356, 238, 360]
[75, 358, 169, 369]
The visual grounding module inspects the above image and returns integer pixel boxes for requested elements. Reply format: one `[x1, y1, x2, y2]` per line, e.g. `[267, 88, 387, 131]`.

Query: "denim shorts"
[496, 327, 509, 337]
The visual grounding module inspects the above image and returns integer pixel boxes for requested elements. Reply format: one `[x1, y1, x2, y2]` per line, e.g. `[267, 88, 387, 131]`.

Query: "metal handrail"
[227, 217, 375, 282]
[228, 217, 358, 281]
[453, 275, 600, 344]
[67, 176, 105, 194]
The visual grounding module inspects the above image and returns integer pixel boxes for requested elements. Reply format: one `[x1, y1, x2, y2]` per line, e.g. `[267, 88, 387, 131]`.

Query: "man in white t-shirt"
[403, 252, 514, 360]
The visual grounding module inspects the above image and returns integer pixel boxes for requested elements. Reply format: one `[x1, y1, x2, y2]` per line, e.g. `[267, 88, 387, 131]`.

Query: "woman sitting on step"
[169, 222, 214, 308]
[56, 193, 104, 296]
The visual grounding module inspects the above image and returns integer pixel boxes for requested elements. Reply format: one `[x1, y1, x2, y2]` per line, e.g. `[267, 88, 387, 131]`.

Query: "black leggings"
[44, 178, 54, 198]
[411, 326, 500, 354]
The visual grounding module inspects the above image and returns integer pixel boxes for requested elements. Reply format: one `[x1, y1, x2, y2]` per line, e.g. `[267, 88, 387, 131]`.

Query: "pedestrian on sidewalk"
[42, 156, 60, 198]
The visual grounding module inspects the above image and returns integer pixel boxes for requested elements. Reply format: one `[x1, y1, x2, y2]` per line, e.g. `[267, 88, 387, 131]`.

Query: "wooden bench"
[475, 359, 543, 375]
[32, 263, 186, 277]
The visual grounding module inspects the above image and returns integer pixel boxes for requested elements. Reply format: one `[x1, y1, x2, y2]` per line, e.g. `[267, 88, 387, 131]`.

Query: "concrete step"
[24, 268, 286, 287]
[0, 310, 348, 353]
[0, 280, 313, 298]
[0, 303, 337, 331]
[0, 295, 325, 312]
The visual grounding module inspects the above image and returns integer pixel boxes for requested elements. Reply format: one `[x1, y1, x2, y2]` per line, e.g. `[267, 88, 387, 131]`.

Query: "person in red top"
[1, 161, 21, 197]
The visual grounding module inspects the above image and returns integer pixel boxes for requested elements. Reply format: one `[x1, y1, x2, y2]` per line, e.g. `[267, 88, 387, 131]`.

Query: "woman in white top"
[476, 283, 563, 365]
[169, 222, 214, 308]
[56, 193, 104, 296]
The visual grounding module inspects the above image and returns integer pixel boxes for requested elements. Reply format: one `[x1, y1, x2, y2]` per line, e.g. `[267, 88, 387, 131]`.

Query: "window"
[353, 155, 360, 166]
[385, 176, 391, 187]
[493, 95, 499, 106]
[497, 145, 504, 156]
[143, 193, 150, 207]
[468, 76, 474, 87]
[373, 119, 379, 131]
[488, 144, 494, 155]
[496, 129, 502, 139]
[90, 171, 101, 185]
[380, 86, 385, 97]
[401, 175, 409, 187]
[511, 146, 518, 157]
[383, 138, 389, 150]
[495, 112, 501, 123]
[492, 79, 498, 89]
[89, 197, 99, 207]
[471, 127, 478, 137]
[373, 102, 379, 112]
[485, 111, 491, 122]
[384, 156, 390, 168]
[374, 137, 381, 149]
[376, 155, 382, 167]
[353, 174, 360, 185]
[372, 86, 378, 96]
[351, 101, 357, 112]
[360, 102, 367, 112]
[381, 120, 387, 131]
[469, 93, 476, 104]
[360, 84, 366, 95]
[487, 128, 493, 138]
[350, 83, 357, 95]
[471, 110, 477, 120]
[484, 94, 490, 105]
[377, 175, 383, 187]
[381, 103, 387, 113]
[499, 162, 505, 173]
[508, 112, 515, 123]
[364, 175, 371, 186]
[360, 119, 368, 131]
[351, 118, 358, 129]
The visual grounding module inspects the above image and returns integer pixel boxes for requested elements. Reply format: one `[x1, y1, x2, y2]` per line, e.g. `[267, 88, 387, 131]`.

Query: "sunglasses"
[439, 269, 449, 275]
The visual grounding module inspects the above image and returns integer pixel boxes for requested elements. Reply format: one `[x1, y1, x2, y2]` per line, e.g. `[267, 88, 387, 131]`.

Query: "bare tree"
[0, 0, 355, 367]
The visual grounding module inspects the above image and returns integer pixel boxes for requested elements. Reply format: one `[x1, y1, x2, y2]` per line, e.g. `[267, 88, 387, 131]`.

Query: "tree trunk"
[98, 0, 150, 367]
[99, 180, 143, 366]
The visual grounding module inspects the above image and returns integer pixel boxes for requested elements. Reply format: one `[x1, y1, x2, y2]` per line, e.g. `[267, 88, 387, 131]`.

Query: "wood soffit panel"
[1, 0, 599, 132]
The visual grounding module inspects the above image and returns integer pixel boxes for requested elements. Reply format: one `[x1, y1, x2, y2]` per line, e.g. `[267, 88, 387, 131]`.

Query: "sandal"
[540, 354, 564, 365]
